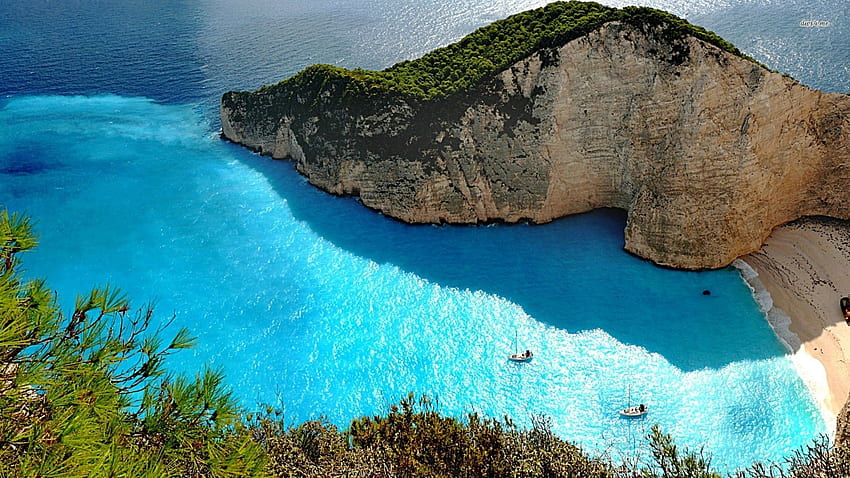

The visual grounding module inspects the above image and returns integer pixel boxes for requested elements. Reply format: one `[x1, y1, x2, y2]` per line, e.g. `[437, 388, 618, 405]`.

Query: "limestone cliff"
[221, 8, 850, 270]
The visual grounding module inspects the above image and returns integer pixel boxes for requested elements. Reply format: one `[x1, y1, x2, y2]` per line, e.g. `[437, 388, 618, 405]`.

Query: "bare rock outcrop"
[221, 21, 850, 270]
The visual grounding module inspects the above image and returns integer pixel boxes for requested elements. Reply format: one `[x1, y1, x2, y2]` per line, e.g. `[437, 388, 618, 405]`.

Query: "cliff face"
[221, 21, 850, 270]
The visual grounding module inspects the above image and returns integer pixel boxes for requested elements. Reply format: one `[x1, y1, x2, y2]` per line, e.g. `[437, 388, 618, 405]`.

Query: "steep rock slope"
[221, 9, 850, 270]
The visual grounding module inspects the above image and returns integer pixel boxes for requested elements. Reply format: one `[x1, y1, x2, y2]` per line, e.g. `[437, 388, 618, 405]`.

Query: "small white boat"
[619, 384, 647, 417]
[620, 404, 648, 417]
[508, 331, 533, 362]
[508, 349, 533, 362]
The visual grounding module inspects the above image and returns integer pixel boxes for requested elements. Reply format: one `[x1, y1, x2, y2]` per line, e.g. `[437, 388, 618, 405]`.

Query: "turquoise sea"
[1, 0, 846, 472]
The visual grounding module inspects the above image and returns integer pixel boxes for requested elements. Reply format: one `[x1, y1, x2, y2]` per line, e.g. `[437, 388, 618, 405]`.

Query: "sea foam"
[734, 259, 835, 433]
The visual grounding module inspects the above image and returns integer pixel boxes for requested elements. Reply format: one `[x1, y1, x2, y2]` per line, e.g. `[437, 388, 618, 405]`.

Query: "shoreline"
[739, 217, 850, 433]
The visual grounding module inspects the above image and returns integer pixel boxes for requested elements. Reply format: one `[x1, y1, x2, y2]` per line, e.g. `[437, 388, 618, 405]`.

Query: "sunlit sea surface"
[1, 0, 846, 472]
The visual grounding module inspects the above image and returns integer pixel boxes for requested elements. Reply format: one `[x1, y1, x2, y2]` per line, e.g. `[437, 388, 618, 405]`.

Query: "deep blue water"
[1, 0, 844, 472]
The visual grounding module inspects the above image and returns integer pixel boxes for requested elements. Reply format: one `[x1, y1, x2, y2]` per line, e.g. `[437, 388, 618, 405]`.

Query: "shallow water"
[1, 0, 844, 472]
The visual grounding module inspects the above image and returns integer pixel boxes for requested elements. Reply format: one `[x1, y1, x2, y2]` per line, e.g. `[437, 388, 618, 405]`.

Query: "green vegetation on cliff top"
[258, 1, 754, 101]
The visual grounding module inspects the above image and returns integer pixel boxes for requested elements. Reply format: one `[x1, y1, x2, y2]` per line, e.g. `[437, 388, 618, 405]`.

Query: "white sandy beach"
[741, 217, 850, 430]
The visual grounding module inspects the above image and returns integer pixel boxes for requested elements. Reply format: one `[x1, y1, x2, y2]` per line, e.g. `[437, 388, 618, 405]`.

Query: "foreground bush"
[254, 394, 721, 478]
[258, 405, 850, 478]
[0, 210, 264, 476]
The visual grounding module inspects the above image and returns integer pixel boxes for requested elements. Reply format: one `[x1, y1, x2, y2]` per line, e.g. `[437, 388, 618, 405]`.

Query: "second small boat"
[619, 384, 648, 417]
[509, 349, 533, 362]
[620, 403, 648, 417]
[508, 331, 533, 362]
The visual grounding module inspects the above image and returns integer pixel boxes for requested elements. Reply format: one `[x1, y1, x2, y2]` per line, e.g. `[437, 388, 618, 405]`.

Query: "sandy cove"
[740, 217, 850, 431]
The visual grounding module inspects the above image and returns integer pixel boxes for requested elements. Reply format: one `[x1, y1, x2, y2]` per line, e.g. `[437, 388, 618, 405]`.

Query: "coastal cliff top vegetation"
[254, 1, 758, 102]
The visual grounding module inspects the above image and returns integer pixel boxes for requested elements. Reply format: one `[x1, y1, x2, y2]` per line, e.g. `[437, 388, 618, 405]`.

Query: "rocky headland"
[220, 2, 850, 270]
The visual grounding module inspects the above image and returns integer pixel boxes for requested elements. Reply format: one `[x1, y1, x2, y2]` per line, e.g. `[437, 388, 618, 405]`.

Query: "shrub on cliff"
[733, 435, 850, 478]
[254, 393, 614, 477]
[254, 394, 732, 477]
[257, 409, 850, 478]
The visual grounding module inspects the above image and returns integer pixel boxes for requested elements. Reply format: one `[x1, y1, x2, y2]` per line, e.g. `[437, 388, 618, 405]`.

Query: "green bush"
[254, 393, 612, 477]
[0, 210, 264, 477]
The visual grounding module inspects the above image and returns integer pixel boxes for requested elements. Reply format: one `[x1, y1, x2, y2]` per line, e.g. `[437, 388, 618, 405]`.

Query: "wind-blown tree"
[0, 209, 264, 477]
